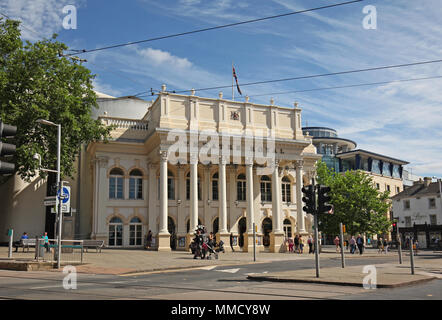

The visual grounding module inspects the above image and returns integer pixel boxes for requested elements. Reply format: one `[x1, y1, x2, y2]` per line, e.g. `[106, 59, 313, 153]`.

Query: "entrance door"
[238, 217, 247, 248]
[168, 217, 177, 250]
[109, 217, 123, 247]
[262, 218, 272, 247]
[417, 232, 427, 249]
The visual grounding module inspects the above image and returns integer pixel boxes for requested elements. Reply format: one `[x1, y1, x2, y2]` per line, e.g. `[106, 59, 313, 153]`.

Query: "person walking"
[308, 235, 313, 254]
[299, 236, 304, 254]
[349, 236, 356, 254]
[356, 234, 364, 255]
[377, 237, 383, 254]
[42, 232, 50, 253]
[288, 237, 294, 253]
[294, 235, 300, 253]
[145, 230, 152, 249]
[334, 236, 340, 253]
[230, 233, 235, 252]
[383, 238, 388, 254]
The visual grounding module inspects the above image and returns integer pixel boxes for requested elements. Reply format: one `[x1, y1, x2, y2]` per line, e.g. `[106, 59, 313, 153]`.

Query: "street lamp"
[36, 119, 63, 269]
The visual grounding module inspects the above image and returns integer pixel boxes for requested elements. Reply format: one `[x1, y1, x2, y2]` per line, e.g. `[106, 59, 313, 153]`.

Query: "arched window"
[129, 217, 142, 246]
[237, 173, 246, 201]
[282, 176, 291, 203]
[260, 175, 272, 202]
[186, 172, 201, 201]
[212, 172, 219, 201]
[109, 168, 124, 199]
[129, 169, 143, 200]
[109, 217, 123, 246]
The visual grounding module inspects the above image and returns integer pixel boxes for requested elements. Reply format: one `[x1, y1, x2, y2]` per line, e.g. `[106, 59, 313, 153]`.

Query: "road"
[0, 254, 440, 301]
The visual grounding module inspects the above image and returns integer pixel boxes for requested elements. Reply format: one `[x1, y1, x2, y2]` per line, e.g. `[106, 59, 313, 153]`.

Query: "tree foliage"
[315, 160, 392, 236]
[0, 18, 111, 181]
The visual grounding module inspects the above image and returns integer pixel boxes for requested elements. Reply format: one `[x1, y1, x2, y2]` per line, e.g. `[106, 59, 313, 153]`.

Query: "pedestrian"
[145, 230, 152, 249]
[42, 232, 50, 253]
[356, 234, 364, 255]
[349, 236, 356, 254]
[294, 235, 299, 253]
[383, 238, 388, 254]
[299, 236, 304, 254]
[414, 239, 419, 255]
[435, 237, 440, 249]
[308, 235, 313, 254]
[377, 237, 383, 254]
[288, 237, 294, 253]
[334, 236, 340, 253]
[230, 233, 235, 252]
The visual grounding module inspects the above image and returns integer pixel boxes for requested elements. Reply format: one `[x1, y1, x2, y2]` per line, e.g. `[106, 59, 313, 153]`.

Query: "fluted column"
[159, 152, 168, 234]
[246, 160, 255, 234]
[219, 156, 228, 234]
[272, 160, 282, 233]
[296, 160, 306, 234]
[190, 154, 198, 234]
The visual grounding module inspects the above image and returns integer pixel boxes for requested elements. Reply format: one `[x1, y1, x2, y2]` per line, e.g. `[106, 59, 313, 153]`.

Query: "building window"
[396, 186, 400, 194]
[129, 169, 143, 200]
[404, 200, 410, 210]
[405, 216, 412, 227]
[157, 170, 175, 200]
[260, 175, 272, 202]
[386, 185, 390, 192]
[212, 172, 219, 201]
[186, 172, 201, 200]
[129, 217, 143, 246]
[429, 198, 436, 209]
[283, 219, 292, 238]
[237, 174, 246, 201]
[371, 159, 381, 174]
[430, 215, 437, 225]
[108, 217, 123, 246]
[281, 176, 291, 203]
[109, 168, 124, 199]
[376, 183, 380, 190]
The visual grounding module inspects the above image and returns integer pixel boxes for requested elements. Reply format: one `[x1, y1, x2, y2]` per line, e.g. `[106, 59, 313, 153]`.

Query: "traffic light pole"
[397, 225, 402, 264]
[312, 178, 320, 278]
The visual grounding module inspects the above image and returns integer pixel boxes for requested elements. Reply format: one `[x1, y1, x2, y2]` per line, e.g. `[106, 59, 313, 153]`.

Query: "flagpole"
[232, 62, 234, 101]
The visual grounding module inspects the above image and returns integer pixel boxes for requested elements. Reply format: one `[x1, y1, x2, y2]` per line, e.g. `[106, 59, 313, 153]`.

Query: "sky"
[1, 0, 441, 178]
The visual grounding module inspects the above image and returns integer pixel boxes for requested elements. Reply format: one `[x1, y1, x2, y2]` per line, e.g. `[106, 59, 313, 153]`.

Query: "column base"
[157, 233, 171, 251]
[270, 232, 286, 253]
[216, 232, 231, 252]
[241, 232, 257, 253]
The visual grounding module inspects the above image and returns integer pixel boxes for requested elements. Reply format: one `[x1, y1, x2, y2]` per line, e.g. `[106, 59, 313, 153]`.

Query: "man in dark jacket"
[356, 234, 364, 255]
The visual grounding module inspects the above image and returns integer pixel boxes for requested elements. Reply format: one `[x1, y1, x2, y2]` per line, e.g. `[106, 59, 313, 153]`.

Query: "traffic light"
[0, 121, 17, 175]
[302, 185, 316, 214]
[392, 221, 397, 234]
[317, 185, 332, 214]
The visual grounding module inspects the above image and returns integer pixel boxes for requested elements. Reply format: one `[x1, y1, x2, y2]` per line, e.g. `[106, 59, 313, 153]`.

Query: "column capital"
[159, 150, 168, 162]
[219, 155, 228, 165]
[189, 153, 198, 164]
[295, 160, 304, 169]
[245, 157, 254, 166]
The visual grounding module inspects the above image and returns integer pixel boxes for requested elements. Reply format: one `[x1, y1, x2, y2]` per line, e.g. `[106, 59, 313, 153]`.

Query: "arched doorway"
[262, 218, 272, 247]
[238, 217, 247, 248]
[213, 217, 219, 235]
[108, 217, 123, 247]
[168, 217, 177, 250]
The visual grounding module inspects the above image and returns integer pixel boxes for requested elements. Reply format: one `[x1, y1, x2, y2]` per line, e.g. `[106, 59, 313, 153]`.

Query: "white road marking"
[216, 268, 240, 274]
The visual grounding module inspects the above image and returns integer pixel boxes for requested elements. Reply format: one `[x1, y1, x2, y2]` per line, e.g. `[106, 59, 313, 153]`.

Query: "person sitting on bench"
[14, 232, 29, 252]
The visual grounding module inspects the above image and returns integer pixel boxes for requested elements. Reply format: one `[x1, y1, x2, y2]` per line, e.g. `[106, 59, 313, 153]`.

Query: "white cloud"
[138, 48, 193, 69]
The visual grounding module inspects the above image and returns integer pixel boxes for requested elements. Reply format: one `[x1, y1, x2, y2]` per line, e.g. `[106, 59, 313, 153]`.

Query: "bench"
[14, 239, 37, 252]
[82, 240, 105, 253]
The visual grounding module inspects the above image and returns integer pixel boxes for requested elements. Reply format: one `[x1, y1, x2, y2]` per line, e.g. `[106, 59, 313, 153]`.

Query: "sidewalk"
[247, 253, 442, 288]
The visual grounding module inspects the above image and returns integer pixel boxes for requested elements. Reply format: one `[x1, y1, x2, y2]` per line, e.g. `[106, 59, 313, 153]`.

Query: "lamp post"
[36, 119, 62, 269]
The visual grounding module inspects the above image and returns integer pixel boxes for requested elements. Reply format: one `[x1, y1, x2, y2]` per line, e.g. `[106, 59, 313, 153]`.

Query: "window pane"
[117, 177, 123, 199]
[212, 181, 218, 200]
[109, 177, 116, 198]
[129, 178, 135, 199]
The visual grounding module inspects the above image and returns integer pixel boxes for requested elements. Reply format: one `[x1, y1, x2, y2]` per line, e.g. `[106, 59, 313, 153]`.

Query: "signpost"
[340, 222, 346, 268]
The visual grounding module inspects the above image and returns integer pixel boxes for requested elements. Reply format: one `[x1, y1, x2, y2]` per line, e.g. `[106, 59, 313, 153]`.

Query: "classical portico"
[88, 87, 320, 253]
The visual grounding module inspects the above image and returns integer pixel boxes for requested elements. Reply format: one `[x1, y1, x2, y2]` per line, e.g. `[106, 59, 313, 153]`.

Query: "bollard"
[340, 223, 345, 268]
[8, 229, 13, 258]
[409, 238, 415, 275]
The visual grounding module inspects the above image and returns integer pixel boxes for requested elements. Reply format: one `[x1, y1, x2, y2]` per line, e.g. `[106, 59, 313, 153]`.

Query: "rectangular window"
[109, 177, 124, 199]
[405, 216, 412, 227]
[386, 185, 390, 192]
[430, 215, 437, 225]
[429, 198, 436, 209]
[212, 180, 219, 201]
[260, 182, 272, 202]
[376, 183, 380, 190]
[404, 200, 410, 210]
[168, 178, 175, 200]
[129, 178, 143, 199]
[396, 186, 400, 194]
[237, 181, 246, 201]
[282, 184, 291, 203]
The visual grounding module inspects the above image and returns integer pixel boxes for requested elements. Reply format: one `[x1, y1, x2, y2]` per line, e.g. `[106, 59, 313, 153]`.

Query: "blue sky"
[2, 0, 442, 178]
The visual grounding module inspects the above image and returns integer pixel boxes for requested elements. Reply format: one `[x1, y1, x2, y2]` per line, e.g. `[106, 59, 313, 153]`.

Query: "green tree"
[0, 18, 111, 181]
[316, 160, 391, 236]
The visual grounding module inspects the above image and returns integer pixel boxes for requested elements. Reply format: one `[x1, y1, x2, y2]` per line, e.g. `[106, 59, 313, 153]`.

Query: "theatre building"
[79, 88, 320, 252]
